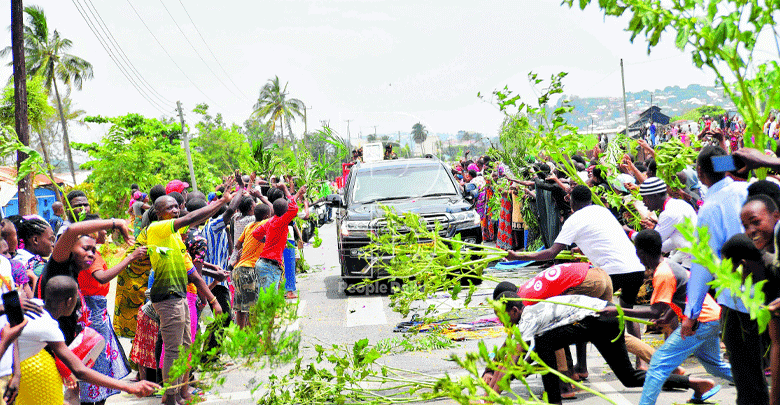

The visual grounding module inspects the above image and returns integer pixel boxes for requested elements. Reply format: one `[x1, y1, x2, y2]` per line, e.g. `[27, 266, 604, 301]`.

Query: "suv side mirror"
[325, 194, 344, 208]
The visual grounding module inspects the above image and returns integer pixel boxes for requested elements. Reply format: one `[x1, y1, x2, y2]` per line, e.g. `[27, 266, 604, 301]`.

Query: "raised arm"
[52, 219, 132, 263]
[173, 189, 234, 232]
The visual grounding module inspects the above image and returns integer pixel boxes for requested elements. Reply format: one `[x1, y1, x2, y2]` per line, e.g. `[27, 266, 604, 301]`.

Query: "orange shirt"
[78, 252, 110, 297]
[236, 221, 267, 268]
[651, 261, 720, 323]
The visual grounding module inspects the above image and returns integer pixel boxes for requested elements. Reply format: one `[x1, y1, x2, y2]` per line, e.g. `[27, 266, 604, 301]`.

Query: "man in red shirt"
[252, 184, 307, 292]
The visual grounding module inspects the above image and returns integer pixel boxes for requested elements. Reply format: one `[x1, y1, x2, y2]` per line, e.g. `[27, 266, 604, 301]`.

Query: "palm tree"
[0, 5, 93, 184]
[251, 76, 305, 147]
[411, 122, 428, 155]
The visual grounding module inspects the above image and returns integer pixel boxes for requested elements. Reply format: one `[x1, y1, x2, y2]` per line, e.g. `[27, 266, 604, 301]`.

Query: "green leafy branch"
[159, 286, 301, 396]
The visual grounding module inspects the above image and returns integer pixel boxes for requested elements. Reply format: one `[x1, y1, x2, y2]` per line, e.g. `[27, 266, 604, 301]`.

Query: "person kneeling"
[482, 291, 717, 405]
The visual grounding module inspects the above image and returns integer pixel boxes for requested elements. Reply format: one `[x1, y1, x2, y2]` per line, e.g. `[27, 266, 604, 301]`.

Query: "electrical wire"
[157, 0, 247, 101]
[125, 0, 225, 110]
[70, 0, 172, 116]
[82, 0, 175, 107]
[175, 0, 250, 100]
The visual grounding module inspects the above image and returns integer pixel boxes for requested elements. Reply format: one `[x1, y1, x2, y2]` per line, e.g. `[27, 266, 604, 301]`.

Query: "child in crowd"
[5, 276, 158, 405]
[232, 204, 271, 328]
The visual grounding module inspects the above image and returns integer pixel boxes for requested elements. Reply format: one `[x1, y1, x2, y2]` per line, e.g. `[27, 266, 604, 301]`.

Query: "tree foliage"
[191, 103, 253, 174]
[564, 0, 779, 150]
[411, 122, 428, 154]
[73, 113, 220, 217]
[251, 76, 305, 146]
[672, 105, 727, 122]
[0, 75, 54, 132]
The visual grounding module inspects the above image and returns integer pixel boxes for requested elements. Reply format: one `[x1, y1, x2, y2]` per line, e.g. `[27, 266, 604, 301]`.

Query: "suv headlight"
[452, 210, 480, 226]
[341, 220, 371, 237]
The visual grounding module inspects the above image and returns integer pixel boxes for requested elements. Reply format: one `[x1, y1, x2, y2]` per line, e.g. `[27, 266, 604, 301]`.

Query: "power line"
[125, 0, 225, 110]
[81, 0, 175, 107]
[157, 0, 245, 101]
[70, 0, 172, 116]
[175, 0, 250, 100]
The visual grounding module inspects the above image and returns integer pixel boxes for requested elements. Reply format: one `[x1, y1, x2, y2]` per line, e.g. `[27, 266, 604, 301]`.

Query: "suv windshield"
[351, 165, 458, 204]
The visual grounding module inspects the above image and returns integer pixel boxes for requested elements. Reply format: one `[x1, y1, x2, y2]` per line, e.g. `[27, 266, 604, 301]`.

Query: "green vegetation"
[251, 75, 305, 147]
[411, 122, 428, 154]
[671, 105, 726, 122]
[565, 0, 778, 150]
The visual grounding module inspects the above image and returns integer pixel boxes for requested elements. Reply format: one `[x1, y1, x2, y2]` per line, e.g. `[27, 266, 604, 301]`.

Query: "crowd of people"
[448, 114, 780, 404]
[1, 109, 780, 404]
[0, 172, 316, 405]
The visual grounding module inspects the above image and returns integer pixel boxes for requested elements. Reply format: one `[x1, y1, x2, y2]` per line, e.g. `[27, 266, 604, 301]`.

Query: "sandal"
[689, 384, 721, 404]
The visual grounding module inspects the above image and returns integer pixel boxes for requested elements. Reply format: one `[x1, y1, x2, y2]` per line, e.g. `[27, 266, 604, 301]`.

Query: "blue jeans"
[255, 258, 282, 291]
[284, 246, 296, 292]
[639, 320, 733, 405]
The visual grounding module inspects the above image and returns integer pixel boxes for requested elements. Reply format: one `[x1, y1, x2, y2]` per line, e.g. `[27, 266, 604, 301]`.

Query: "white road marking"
[285, 300, 307, 331]
[346, 297, 387, 327]
[591, 382, 634, 405]
[200, 390, 253, 403]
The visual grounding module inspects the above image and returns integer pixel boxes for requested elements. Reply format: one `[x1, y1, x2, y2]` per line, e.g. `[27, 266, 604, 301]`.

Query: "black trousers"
[535, 316, 691, 403]
[721, 306, 769, 405]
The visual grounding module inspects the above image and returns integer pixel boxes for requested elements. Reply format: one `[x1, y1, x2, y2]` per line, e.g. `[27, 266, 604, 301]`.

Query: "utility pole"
[177, 101, 198, 192]
[304, 105, 312, 136]
[372, 126, 377, 139]
[620, 59, 630, 137]
[12, 0, 34, 215]
[345, 119, 352, 150]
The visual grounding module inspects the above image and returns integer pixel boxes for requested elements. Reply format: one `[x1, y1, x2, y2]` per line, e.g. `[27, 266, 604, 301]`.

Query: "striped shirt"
[203, 217, 229, 285]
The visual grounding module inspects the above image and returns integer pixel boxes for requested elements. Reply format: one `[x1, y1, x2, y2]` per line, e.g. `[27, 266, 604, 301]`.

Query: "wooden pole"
[12, 0, 34, 215]
[620, 59, 630, 137]
[177, 101, 198, 192]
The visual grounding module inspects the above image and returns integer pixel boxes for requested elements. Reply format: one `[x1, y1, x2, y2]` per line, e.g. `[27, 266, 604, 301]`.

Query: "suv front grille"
[372, 213, 450, 236]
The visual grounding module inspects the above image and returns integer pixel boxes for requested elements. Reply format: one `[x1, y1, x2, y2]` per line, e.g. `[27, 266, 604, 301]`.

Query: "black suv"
[327, 158, 482, 282]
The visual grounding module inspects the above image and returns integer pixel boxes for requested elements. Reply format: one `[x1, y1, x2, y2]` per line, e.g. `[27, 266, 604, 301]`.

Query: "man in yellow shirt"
[148, 188, 233, 405]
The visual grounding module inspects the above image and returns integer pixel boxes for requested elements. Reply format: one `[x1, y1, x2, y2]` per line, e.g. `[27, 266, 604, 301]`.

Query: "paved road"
[108, 222, 739, 404]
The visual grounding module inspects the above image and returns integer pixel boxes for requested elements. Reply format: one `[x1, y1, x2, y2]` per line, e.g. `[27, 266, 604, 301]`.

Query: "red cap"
[166, 179, 189, 194]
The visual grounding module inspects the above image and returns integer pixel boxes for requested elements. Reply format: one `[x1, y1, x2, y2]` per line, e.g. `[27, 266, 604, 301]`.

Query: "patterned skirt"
[80, 295, 130, 402]
[497, 196, 513, 250]
[511, 194, 524, 230]
[113, 263, 149, 338]
[130, 307, 159, 369]
[481, 217, 496, 242]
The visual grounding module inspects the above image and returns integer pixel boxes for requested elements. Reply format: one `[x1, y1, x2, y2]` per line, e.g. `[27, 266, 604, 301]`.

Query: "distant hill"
[559, 84, 736, 130]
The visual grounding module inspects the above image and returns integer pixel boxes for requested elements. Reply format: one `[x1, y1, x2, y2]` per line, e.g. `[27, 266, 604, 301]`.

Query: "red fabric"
[253, 199, 299, 267]
[78, 252, 110, 297]
[516, 262, 590, 306]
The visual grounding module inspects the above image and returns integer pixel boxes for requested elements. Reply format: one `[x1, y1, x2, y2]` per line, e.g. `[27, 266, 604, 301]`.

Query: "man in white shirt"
[508, 185, 648, 372]
[628, 177, 697, 269]
[508, 185, 646, 308]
